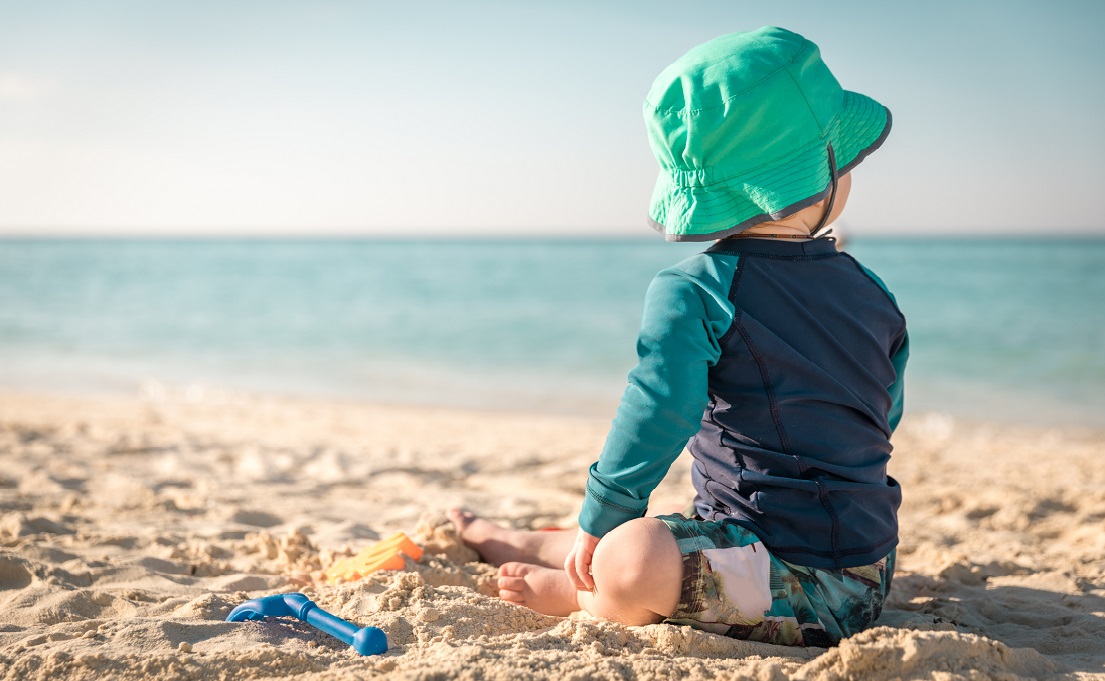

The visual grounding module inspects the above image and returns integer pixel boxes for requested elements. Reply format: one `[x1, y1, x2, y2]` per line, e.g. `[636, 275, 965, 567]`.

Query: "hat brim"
[647, 91, 892, 242]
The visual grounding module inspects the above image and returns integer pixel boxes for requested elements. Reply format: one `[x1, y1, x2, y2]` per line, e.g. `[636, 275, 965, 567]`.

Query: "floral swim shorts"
[657, 513, 895, 647]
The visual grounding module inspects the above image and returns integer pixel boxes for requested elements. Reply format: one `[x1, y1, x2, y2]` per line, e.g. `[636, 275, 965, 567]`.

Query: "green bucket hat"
[644, 26, 891, 241]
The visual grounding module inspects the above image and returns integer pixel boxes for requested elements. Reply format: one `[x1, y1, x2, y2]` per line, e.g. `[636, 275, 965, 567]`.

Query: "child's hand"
[564, 529, 601, 591]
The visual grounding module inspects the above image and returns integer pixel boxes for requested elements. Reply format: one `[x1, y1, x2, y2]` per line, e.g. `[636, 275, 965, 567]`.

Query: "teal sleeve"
[578, 255, 737, 538]
[887, 331, 909, 433]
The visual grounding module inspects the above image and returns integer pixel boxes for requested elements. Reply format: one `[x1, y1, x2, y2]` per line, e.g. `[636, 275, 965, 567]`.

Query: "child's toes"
[446, 508, 475, 531]
[498, 562, 531, 603]
[497, 574, 526, 592]
[498, 587, 525, 604]
[498, 561, 528, 577]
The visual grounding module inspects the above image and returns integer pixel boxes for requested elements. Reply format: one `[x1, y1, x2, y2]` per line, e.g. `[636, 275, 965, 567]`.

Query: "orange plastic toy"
[325, 532, 423, 584]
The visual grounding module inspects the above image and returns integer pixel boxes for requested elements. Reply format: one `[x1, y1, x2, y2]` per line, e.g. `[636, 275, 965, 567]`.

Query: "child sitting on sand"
[451, 26, 907, 647]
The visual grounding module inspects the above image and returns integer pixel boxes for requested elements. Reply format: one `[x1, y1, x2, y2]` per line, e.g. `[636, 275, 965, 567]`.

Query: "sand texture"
[1, 392, 1103, 680]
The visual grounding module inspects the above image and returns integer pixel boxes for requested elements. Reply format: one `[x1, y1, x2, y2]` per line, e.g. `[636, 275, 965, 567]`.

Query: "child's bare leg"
[497, 518, 683, 626]
[447, 509, 575, 568]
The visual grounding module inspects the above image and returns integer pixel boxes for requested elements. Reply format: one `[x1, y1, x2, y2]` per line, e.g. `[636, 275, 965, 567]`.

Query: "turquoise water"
[2, 237, 1103, 427]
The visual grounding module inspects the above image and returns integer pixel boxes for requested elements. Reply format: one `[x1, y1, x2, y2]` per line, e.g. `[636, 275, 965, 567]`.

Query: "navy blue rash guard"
[579, 237, 909, 570]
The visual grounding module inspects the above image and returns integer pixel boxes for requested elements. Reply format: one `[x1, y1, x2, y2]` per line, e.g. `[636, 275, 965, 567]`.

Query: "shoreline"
[2, 391, 1103, 679]
[5, 381, 1105, 438]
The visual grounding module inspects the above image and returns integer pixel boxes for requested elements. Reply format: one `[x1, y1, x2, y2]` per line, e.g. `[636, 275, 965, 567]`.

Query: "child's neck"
[739, 194, 838, 240]
[740, 223, 816, 240]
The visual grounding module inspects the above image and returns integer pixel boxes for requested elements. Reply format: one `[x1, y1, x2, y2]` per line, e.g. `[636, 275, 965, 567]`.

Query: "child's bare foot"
[446, 508, 572, 568]
[446, 509, 525, 566]
[497, 562, 581, 617]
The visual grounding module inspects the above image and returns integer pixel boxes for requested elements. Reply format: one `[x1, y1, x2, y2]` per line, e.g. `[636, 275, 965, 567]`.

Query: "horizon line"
[2, 231, 1104, 240]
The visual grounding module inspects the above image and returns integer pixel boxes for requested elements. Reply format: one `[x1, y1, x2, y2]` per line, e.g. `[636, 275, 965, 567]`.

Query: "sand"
[1, 391, 1103, 680]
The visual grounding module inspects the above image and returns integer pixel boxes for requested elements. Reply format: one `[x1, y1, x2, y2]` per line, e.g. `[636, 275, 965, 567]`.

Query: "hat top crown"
[645, 27, 813, 115]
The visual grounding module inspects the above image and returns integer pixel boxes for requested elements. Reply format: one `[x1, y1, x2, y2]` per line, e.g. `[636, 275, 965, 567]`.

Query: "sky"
[1, 0, 1103, 236]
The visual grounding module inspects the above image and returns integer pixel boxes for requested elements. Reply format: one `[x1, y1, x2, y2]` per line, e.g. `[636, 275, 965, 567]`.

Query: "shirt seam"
[813, 479, 843, 568]
[716, 253, 745, 347]
[733, 318, 793, 456]
[842, 253, 907, 323]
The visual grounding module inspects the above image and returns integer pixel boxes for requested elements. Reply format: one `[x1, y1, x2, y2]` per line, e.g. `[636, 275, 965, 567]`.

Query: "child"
[451, 26, 907, 648]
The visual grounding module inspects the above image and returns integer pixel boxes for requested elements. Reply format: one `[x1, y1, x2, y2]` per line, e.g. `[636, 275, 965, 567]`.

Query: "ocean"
[2, 236, 1103, 428]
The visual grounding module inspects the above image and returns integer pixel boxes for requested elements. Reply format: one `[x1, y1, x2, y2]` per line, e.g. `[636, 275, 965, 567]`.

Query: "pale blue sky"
[1, 0, 1102, 235]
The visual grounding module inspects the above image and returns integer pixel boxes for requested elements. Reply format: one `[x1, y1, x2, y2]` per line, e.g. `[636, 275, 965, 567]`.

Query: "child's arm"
[578, 256, 738, 539]
[888, 331, 909, 433]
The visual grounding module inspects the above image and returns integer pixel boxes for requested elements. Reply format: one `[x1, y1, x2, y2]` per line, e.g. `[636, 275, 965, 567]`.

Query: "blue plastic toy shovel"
[226, 592, 387, 656]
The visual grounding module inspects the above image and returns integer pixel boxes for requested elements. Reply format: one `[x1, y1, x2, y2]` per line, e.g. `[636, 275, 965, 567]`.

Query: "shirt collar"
[706, 236, 840, 258]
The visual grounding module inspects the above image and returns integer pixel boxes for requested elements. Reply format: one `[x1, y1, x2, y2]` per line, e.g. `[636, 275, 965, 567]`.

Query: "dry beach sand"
[1, 391, 1103, 680]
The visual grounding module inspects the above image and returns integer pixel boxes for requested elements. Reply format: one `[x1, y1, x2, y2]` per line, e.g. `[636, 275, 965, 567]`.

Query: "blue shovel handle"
[226, 592, 387, 656]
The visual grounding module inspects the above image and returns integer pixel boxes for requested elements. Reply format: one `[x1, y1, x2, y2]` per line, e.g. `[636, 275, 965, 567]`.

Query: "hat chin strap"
[808, 144, 838, 239]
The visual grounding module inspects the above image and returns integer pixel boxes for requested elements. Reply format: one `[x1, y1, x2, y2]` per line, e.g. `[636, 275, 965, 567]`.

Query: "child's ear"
[826, 173, 853, 225]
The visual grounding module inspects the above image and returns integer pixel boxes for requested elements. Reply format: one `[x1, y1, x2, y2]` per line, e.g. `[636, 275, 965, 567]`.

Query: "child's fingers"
[564, 549, 585, 590]
[574, 543, 595, 591]
[565, 529, 600, 591]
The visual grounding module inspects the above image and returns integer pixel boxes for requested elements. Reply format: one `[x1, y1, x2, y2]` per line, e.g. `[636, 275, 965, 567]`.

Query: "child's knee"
[591, 518, 682, 616]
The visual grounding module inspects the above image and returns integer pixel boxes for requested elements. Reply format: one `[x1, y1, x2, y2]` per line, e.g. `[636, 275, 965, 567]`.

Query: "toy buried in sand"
[324, 532, 423, 584]
[226, 592, 388, 656]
